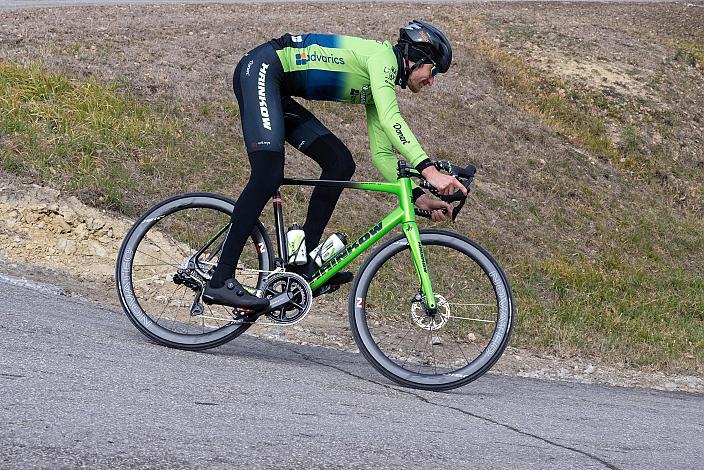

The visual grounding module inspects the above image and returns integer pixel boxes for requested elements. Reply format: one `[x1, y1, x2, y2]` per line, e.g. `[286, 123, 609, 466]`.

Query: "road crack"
[428, 399, 620, 469]
[1, 372, 26, 379]
[284, 345, 620, 470]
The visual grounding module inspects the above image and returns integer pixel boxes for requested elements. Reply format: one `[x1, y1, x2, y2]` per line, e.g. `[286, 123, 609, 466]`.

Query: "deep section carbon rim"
[116, 193, 273, 350]
[350, 231, 513, 391]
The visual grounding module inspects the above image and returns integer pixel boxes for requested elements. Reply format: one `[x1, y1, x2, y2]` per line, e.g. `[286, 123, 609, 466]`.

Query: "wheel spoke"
[399, 327, 425, 370]
[154, 283, 182, 324]
[172, 287, 189, 334]
[132, 274, 168, 284]
[429, 323, 437, 375]
[135, 249, 181, 269]
[132, 262, 180, 269]
[140, 236, 183, 265]
[453, 321, 472, 367]
[447, 315, 496, 323]
[447, 302, 495, 307]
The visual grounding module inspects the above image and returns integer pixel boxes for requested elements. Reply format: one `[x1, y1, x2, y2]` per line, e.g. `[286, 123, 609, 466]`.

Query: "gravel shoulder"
[1, 172, 701, 393]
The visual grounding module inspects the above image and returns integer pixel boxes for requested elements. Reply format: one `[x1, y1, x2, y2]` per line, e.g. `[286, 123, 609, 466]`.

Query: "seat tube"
[399, 178, 436, 310]
[273, 190, 286, 262]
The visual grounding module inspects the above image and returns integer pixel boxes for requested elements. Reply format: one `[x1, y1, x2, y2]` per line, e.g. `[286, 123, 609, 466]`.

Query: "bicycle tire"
[116, 192, 274, 350]
[349, 230, 514, 391]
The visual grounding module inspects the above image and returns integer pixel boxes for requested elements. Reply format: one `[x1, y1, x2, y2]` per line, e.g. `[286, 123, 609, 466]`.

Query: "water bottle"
[309, 232, 348, 267]
[286, 224, 307, 265]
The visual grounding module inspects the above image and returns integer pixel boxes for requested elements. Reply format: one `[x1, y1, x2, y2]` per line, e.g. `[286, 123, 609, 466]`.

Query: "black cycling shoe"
[203, 278, 270, 312]
[325, 271, 354, 286]
[290, 261, 353, 285]
[312, 271, 354, 297]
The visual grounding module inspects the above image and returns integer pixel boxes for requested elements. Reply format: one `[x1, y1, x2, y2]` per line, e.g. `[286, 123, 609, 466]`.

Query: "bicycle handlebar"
[413, 160, 476, 221]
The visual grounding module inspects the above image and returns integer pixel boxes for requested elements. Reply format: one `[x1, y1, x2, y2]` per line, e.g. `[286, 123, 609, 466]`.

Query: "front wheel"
[349, 230, 514, 391]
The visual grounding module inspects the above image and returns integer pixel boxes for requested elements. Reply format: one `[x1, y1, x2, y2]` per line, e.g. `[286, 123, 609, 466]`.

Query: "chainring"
[262, 272, 313, 325]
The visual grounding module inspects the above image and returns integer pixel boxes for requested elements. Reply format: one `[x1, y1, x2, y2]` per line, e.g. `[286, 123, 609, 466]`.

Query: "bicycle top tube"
[281, 177, 405, 197]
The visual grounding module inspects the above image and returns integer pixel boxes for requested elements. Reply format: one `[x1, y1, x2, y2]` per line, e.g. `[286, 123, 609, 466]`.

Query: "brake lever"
[440, 190, 466, 203]
[444, 174, 473, 220]
[414, 207, 451, 220]
[419, 161, 475, 221]
[451, 199, 466, 221]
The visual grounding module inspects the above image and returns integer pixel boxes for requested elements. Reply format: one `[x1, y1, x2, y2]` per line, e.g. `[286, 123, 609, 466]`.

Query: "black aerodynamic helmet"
[398, 20, 452, 73]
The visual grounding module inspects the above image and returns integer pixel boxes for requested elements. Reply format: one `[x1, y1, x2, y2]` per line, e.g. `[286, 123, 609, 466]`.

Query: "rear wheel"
[116, 193, 274, 350]
[349, 230, 514, 391]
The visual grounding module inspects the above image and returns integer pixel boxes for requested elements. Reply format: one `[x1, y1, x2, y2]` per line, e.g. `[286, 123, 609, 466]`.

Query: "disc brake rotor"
[411, 294, 450, 330]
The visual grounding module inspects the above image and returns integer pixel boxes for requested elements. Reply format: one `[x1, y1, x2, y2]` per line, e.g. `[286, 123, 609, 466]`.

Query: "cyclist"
[203, 20, 467, 312]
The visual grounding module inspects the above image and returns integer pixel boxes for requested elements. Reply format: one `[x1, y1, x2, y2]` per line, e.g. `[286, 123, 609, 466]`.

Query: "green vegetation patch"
[506, 194, 704, 371]
[1, 62, 159, 210]
[0, 61, 240, 214]
[674, 41, 704, 68]
[513, 254, 703, 371]
[473, 35, 702, 213]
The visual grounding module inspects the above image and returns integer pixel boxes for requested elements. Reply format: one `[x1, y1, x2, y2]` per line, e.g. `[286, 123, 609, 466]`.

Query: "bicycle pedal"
[231, 308, 256, 321]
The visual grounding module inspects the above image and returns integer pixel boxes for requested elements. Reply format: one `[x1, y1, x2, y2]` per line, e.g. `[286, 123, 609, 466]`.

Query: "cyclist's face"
[407, 63, 436, 93]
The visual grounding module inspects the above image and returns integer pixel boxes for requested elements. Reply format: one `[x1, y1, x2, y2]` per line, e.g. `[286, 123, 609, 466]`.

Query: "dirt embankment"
[0, 173, 701, 393]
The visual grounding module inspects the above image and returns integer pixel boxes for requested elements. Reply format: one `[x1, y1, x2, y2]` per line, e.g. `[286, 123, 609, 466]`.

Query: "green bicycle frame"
[280, 175, 436, 310]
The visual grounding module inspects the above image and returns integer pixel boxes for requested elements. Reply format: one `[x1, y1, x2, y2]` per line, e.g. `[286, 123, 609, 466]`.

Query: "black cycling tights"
[211, 134, 355, 287]
[301, 133, 356, 250]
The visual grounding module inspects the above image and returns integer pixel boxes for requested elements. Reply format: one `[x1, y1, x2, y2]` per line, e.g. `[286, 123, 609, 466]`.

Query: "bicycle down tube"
[279, 176, 437, 311]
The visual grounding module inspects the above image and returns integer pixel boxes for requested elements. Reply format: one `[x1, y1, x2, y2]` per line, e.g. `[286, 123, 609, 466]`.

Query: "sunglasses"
[430, 65, 439, 76]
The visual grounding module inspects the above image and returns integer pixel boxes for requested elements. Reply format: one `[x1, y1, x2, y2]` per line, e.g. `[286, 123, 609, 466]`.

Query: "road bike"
[116, 160, 514, 391]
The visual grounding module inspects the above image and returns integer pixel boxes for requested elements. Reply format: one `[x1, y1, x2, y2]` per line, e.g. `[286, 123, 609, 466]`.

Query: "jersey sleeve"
[366, 103, 399, 183]
[366, 50, 429, 167]
[366, 103, 422, 197]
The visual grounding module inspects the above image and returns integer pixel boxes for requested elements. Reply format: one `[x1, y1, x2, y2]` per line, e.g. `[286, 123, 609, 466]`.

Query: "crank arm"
[268, 291, 294, 310]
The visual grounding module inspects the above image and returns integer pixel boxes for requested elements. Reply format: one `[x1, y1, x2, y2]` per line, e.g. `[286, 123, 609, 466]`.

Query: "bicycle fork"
[402, 222, 437, 312]
[396, 175, 437, 313]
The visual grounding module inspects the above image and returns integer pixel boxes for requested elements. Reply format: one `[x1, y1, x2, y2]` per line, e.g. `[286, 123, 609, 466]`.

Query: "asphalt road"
[1, 272, 702, 469]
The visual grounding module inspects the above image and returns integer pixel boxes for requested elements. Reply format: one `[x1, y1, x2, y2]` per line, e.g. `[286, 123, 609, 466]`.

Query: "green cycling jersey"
[272, 33, 430, 182]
